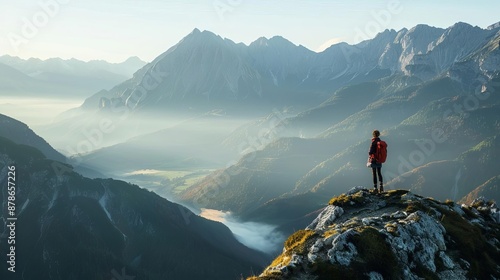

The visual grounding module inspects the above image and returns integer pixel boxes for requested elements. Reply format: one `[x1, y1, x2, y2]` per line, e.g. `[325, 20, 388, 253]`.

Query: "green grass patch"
[171, 174, 208, 194]
[284, 230, 317, 253]
[247, 273, 282, 280]
[444, 199, 455, 206]
[323, 229, 338, 239]
[329, 192, 367, 207]
[125, 169, 214, 195]
[265, 229, 317, 273]
[405, 201, 427, 213]
[384, 189, 409, 197]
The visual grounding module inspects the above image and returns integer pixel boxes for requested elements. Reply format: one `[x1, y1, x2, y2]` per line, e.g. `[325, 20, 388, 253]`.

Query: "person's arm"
[369, 140, 377, 156]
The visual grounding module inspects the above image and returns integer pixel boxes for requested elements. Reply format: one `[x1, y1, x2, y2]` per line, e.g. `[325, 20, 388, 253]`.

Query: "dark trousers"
[372, 167, 383, 187]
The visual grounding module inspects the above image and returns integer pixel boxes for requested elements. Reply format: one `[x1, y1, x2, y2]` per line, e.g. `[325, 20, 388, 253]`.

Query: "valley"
[1, 18, 500, 280]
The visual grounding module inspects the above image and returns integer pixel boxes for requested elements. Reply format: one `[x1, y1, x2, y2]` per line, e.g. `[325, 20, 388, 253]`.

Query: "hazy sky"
[0, 0, 499, 63]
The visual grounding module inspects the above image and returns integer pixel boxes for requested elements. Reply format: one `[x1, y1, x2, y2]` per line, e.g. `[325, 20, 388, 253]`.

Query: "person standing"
[369, 130, 384, 193]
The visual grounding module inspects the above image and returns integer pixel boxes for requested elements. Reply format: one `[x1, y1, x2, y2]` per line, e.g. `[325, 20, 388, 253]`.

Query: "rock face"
[249, 188, 500, 280]
[81, 23, 500, 114]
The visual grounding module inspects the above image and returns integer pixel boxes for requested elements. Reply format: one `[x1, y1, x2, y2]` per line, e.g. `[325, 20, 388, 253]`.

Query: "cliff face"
[249, 187, 500, 280]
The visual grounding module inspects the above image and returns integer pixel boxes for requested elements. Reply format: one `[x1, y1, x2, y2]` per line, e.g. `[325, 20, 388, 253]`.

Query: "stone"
[327, 229, 358, 266]
[307, 205, 344, 230]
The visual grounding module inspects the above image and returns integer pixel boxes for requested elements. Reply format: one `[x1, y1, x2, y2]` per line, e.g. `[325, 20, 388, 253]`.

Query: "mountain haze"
[1, 20, 500, 280]
[0, 55, 146, 98]
[0, 118, 267, 280]
[30, 23, 500, 262]
[173, 23, 500, 234]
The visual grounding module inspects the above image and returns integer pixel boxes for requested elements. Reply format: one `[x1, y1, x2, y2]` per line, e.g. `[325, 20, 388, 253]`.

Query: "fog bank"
[200, 209, 285, 255]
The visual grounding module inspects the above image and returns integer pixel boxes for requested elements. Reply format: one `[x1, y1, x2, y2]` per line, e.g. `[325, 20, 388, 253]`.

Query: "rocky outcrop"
[249, 188, 500, 280]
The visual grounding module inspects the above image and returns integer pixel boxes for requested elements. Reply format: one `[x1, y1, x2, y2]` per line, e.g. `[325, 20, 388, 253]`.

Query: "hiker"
[368, 130, 386, 193]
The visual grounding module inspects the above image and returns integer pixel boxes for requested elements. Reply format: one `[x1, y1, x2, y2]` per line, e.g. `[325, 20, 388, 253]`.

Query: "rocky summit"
[249, 187, 500, 280]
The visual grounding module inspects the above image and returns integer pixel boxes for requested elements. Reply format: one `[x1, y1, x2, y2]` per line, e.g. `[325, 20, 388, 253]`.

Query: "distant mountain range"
[2, 21, 500, 279]
[0, 56, 146, 98]
[75, 22, 500, 114]
[43, 22, 500, 147]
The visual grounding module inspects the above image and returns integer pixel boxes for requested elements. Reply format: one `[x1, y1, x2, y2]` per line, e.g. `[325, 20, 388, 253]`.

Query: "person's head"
[372, 130, 380, 138]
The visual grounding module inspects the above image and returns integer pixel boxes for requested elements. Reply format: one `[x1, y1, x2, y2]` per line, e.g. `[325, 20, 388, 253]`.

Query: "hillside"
[249, 187, 500, 280]
[389, 134, 500, 202]
[460, 175, 500, 205]
[181, 74, 500, 221]
[0, 113, 66, 162]
[0, 113, 104, 179]
[0, 136, 266, 280]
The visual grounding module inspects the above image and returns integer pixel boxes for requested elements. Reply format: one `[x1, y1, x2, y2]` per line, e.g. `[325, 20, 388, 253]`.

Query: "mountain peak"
[488, 21, 500, 30]
[407, 23, 444, 34]
[252, 36, 269, 46]
[250, 187, 500, 280]
[450, 21, 475, 31]
[78, 24, 500, 116]
[250, 35, 296, 48]
[123, 56, 145, 63]
[183, 28, 224, 44]
[454, 21, 472, 26]
[368, 28, 398, 44]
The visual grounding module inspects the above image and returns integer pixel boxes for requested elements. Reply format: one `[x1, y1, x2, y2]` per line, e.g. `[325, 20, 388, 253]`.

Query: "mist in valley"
[2, 14, 500, 279]
[200, 209, 285, 255]
[0, 96, 83, 127]
[0, 93, 300, 260]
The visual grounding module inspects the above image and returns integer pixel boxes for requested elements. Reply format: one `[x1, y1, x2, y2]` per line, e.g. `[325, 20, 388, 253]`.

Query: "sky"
[0, 0, 499, 63]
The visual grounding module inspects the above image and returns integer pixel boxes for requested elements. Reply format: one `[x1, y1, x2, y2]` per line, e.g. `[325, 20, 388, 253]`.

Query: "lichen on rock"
[250, 187, 500, 280]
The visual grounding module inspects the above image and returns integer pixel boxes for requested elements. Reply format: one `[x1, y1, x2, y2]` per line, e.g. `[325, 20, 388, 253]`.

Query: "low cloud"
[316, 37, 345, 52]
[200, 208, 285, 255]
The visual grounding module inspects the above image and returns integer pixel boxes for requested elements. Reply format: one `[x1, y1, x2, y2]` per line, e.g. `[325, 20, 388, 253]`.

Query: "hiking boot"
[379, 184, 384, 192]
[372, 188, 379, 194]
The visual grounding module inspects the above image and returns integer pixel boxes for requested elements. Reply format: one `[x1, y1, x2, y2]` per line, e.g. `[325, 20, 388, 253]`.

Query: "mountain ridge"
[0, 55, 147, 97]
[0, 113, 66, 162]
[80, 23, 499, 115]
[46, 22, 500, 155]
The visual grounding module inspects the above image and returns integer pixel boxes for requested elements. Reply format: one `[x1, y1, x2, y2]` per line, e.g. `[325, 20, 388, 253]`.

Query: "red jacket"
[369, 137, 380, 160]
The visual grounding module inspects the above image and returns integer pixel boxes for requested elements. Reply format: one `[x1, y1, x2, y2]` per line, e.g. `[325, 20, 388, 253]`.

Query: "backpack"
[374, 140, 388, 163]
